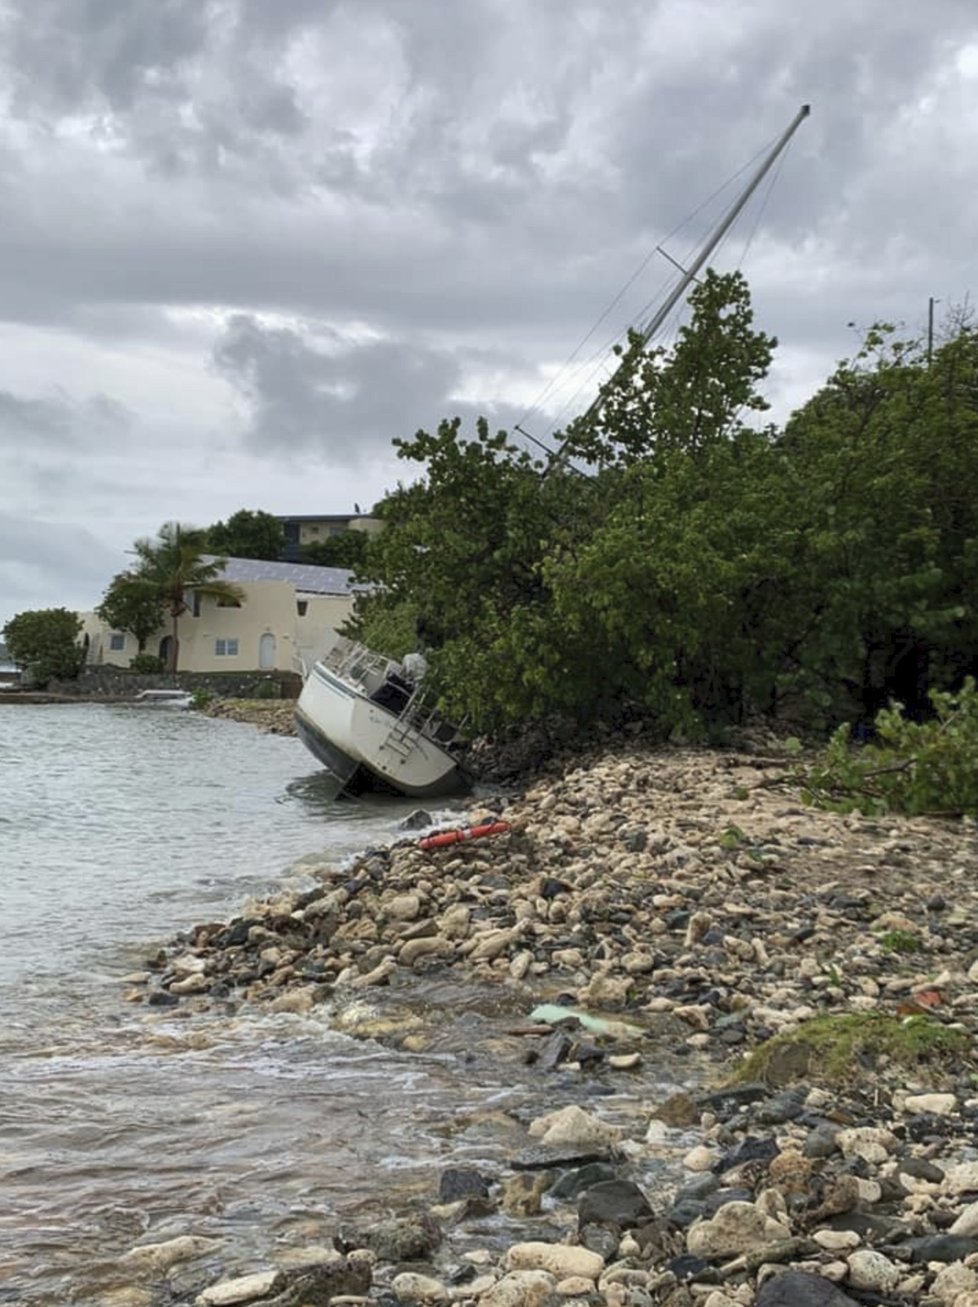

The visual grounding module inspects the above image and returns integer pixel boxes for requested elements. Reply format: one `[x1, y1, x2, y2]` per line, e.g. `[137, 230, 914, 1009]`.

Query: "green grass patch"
[879, 928, 921, 955]
[730, 1012, 972, 1087]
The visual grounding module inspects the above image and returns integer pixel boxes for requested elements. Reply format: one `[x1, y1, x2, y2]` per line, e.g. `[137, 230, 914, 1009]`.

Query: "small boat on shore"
[133, 689, 194, 710]
[294, 638, 468, 797]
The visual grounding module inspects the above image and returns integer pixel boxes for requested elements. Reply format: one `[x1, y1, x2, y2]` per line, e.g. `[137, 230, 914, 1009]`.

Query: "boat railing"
[323, 637, 469, 753]
[323, 637, 396, 686]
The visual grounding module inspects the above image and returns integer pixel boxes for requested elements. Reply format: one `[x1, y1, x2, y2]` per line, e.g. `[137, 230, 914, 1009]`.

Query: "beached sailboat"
[295, 107, 810, 797]
[294, 638, 468, 797]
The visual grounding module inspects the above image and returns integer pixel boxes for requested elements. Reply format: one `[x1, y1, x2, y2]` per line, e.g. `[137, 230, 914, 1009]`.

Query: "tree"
[115, 522, 245, 672]
[96, 570, 165, 653]
[300, 531, 369, 569]
[351, 271, 781, 734]
[2, 607, 84, 686]
[206, 509, 284, 560]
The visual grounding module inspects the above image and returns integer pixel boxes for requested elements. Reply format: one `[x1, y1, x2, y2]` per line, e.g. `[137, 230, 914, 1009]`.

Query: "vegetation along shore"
[110, 721, 978, 1307]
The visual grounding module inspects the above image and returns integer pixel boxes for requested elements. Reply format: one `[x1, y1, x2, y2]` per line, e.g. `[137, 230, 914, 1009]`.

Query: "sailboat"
[294, 106, 810, 798]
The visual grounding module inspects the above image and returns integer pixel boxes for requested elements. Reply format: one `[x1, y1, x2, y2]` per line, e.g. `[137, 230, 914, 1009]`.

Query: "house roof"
[275, 513, 375, 524]
[211, 556, 366, 595]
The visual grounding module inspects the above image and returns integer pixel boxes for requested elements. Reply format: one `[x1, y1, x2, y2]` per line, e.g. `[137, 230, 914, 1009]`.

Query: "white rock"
[478, 1270, 557, 1307]
[812, 1228, 860, 1251]
[931, 1261, 978, 1303]
[386, 893, 422, 920]
[836, 1126, 898, 1165]
[555, 1277, 598, 1296]
[686, 1202, 791, 1260]
[854, 1178, 882, 1204]
[391, 1272, 449, 1302]
[683, 1145, 717, 1172]
[951, 1200, 978, 1236]
[645, 1120, 669, 1144]
[196, 1271, 280, 1306]
[527, 1105, 620, 1147]
[846, 1249, 900, 1294]
[121, 1235, 220, 1272]
[505, 1243, 604, 1281]
[946, 1162, 978, 1195]
[904, 1092, 957, 1116]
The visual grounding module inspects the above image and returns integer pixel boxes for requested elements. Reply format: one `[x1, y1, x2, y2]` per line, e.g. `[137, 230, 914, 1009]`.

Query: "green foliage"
[252, 679, 281, 699]
[301, 531, 369, 569]
[206, 509, 284, 560]
[352, 278, 978, 743]
[97, 570, 164, 651]
[879, 929, 921, 955]
[802, 679, 978, 816]
[2, 607, 84, 686]
[733, 1012, 972, 1086]
[191, 688, 214, 709]
[129, 653, 166, 673]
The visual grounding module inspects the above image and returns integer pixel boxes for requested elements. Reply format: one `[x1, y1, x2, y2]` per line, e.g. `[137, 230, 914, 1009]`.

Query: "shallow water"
[0, 705, 684, 1303]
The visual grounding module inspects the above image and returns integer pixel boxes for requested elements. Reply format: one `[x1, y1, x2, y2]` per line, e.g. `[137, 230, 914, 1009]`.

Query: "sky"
[2, 0, 978, 631]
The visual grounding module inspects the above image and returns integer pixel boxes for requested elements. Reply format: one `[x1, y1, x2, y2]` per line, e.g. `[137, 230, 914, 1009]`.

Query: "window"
[109, 633, 125, 651]
[215, 638, 239, 656]
[217, 597, 241, 608]
[297, 600, 308, 616]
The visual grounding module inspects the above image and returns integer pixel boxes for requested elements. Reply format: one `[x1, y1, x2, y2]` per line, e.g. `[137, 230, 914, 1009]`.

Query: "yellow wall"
[79, 581, 355, 673]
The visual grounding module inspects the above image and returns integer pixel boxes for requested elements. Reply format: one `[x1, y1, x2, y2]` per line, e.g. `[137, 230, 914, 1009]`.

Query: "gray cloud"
[213, 314, 525, 461]
[2, 0, 978, 626]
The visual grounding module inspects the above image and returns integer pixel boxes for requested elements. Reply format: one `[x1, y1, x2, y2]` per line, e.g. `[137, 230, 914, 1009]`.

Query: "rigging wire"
[512, 128, 786, 444]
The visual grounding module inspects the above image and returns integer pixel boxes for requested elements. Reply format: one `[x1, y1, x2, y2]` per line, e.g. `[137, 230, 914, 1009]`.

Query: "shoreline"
[109, 736, 978, 1307]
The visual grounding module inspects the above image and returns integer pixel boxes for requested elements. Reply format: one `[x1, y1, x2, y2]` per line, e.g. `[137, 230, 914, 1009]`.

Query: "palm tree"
[128, 522, 245, 673]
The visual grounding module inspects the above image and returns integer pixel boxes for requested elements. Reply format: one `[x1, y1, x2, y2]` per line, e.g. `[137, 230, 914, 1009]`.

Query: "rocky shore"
[117, 740, 978, 1307]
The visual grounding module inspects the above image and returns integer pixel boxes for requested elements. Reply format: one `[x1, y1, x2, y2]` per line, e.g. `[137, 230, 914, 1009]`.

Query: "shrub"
[129, 653, 166, 673]
[802, 678, 978, 817]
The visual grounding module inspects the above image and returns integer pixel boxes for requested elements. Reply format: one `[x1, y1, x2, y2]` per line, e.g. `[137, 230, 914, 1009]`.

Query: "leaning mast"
[548, 103, 810, 466]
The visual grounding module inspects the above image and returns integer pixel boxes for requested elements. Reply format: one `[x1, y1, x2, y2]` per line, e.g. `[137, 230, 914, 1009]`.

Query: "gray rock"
[755, 1270, 859, 1307]
[512, 1146, 614, 1172]
[261, 1258, 372, 1307]
[549, 1163, 618, 1201]
[399, 810, 434, 831]
[438, 1167, 490, 1203]
[577, 1222, 619, 1260]
[900, 1232, 978, 1263]
[803, 1122, 841, 1159]
[577, 1180, 653, 1231]
[337, 1212, 441, 1263]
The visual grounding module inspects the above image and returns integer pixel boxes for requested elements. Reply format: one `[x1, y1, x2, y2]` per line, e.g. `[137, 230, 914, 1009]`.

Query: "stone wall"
[48, 668, 304, 700]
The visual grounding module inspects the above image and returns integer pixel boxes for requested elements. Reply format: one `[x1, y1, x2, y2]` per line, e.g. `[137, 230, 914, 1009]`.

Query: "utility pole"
[928, 296, 939, 366]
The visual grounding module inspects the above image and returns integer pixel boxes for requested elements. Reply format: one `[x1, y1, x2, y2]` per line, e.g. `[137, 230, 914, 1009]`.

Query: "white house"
[80, 558, 364, 674]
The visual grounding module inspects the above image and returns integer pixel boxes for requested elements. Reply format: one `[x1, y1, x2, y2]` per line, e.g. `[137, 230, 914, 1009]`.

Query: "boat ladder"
[382, 718, 420, 760]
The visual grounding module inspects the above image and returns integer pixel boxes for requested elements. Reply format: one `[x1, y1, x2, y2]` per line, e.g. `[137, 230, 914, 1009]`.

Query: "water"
[0, 705, 682, 1304]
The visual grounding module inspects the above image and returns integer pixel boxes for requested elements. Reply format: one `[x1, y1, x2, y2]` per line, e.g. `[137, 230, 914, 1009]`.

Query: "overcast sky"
[2, 0, 977, 631]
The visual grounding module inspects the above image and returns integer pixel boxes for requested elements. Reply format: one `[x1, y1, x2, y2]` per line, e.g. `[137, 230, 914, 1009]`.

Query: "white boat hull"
[295, 662, 464, 798]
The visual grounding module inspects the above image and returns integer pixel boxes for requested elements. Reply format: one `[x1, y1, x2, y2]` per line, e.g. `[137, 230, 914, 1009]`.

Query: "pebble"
[846, 1249, 900, 1294]
[196, 1271, 280, 1306]
[391, 1272, 449, 1302]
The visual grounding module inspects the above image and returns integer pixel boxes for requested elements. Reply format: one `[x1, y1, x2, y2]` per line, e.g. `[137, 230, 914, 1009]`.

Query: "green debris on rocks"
[730, 1013, 973, 1087]
[529, 1004, 646, 1042]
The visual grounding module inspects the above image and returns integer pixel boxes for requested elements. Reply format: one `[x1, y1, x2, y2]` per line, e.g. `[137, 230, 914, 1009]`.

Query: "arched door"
[259, 633, 276, 669]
